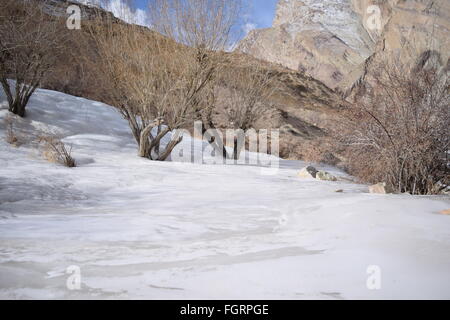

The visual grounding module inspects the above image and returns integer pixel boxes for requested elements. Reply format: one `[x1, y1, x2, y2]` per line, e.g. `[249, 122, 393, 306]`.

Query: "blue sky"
[134, 0, 278, 31]
[245, 0, 278, 29]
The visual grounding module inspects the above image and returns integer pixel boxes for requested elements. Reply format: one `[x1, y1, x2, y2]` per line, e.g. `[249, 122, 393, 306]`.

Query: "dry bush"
[279, 136, 341, 165]
[299, 140, 341, 166]
[215, 60, 277, 159]
[0, 0, 67, 117]
[338, 50, 449, 194]
[4, 115, 21, 147]
[279, 138, 298, 160]
[39, 136, 76, 168]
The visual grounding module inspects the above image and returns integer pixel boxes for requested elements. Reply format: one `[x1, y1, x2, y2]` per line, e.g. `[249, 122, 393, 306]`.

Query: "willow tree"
[89, 0, 242, 160]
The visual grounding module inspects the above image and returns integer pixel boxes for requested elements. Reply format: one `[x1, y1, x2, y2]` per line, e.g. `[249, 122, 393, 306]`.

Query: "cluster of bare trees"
[1, 0, 276, 164]
[4, 1, 446, 195]
[87, 0, 275, 161]
[0, 0, 66, 117]
[340, 50, 449, 194]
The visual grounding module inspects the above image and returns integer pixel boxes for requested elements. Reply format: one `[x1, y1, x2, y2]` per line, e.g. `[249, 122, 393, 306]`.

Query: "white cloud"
[105, 0, 149, 26]
[243, 22, 257, 35]
[76, 0, 149, 27]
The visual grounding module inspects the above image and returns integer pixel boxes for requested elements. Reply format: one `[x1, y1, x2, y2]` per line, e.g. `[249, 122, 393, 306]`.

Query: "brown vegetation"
[4, 114, 21, 147]
[1, 0, 344, 164]
[87, 0, 245, 161]
[338, 51, 449, 194]
[216, 58, 277, 159]
[0, 0, 67, 117]
[39, 135, 76, 168]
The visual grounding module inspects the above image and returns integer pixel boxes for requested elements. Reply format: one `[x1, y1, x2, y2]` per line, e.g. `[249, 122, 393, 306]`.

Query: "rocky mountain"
[237, 0, 450, 92]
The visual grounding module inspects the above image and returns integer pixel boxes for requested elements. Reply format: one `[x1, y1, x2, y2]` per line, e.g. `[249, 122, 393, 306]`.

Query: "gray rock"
[316, 171, 337, 181]
[298, 166, 318, 178]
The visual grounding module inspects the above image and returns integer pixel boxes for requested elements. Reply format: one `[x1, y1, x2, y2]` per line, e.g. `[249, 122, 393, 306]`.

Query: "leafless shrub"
[299, 140, 341, 166]
[279, 135, 341, 165]
[279, 138, 298, 159]
[39, 136, 76, 168]
[0, 0, 67, 117]
[4, 114, 21, 147]
[216, 59, 277, 159]
[338, 51, 449, 194]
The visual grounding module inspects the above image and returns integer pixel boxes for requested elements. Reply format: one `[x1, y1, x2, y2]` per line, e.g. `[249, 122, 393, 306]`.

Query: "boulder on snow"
[369, 183, 394, 194]
[298, 166, 318, 179]
[316, 171, 337, 182]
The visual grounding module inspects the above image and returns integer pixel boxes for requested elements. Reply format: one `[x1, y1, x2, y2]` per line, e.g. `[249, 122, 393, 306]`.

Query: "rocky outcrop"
[237, 0, 450, 92]
[238, 0, 374, 91]
[298, 166, 319, 178]
[298, 166, 338, 181]
[316, 171, 338, 181]
[353, 0, 449, 55]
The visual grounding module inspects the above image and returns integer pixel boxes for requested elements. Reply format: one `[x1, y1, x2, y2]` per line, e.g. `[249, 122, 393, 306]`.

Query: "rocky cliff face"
[237, 0, 449, 92]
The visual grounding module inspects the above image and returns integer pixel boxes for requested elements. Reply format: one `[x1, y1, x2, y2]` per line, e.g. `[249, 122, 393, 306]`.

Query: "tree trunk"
[127, 115, 141, 145]
[138, 123, 154, 158]
[9, 100, 26, 117]
[159, 134, 183, 161]
[149, 127, 171, 160]
[1, 79, 13, 107]
[1, 79, 25, 117]
[154, 124, 161, 156]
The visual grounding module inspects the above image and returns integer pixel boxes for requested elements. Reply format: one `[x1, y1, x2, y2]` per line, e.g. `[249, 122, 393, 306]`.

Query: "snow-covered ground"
[0, 87, 449, 300]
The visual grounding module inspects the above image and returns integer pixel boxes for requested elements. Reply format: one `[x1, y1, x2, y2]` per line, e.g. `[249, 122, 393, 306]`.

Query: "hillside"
[1, 86, 450, 299]
[26, 0, 346, 161]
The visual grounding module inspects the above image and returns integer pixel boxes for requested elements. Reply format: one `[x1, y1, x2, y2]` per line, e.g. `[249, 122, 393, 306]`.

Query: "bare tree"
[0, 0, 66, 117]
[217, 60, 277, 160]
[339, 50, 449, 194]
[148, 0, 241, 51]
[148, 0, 243, 158]
[89, 21, 180, 160]
[89, 0, 242, 161]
